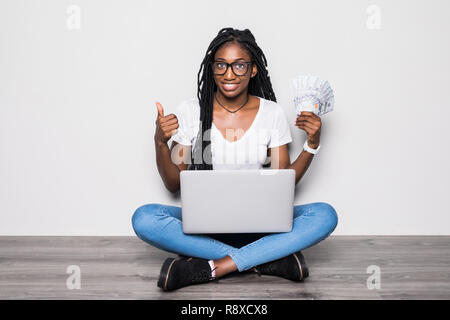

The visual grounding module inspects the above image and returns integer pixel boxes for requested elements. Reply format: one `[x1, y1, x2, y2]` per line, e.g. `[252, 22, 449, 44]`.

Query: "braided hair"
[188, 27, 277, 170]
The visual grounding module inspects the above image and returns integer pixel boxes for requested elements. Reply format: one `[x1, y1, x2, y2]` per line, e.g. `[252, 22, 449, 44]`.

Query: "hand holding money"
[295, 111, 321, 149]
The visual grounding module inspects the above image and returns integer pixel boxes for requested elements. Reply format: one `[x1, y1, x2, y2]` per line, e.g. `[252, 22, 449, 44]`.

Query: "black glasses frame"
[211, 61, 253, 76]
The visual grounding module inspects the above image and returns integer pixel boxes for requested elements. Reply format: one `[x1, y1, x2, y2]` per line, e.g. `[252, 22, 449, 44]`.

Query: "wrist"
[307, 141, 320, 149]
[303, 140, 321, 155]
[154, 136, 168, 148]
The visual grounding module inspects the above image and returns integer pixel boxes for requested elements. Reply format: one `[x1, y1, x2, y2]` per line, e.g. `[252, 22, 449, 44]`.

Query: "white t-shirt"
[170, 96, 292, 170]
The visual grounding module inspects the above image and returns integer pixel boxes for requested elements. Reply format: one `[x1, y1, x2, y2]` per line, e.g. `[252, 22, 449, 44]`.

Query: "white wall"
[1, 0, 449, 235]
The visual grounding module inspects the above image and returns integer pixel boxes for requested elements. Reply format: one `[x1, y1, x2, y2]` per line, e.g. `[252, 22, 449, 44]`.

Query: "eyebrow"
[215, 57, 247, 62]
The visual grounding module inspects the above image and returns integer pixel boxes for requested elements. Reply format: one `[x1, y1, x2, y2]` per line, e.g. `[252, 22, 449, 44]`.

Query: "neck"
[215, 90, 250, 109]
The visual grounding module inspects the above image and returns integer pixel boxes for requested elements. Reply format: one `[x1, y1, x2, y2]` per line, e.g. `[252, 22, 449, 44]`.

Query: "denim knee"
[314, 202, 339, 235]
[131, 203, 163, 239]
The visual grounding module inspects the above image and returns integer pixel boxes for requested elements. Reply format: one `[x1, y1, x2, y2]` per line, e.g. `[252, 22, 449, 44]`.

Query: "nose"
[224, 64, 235, 79]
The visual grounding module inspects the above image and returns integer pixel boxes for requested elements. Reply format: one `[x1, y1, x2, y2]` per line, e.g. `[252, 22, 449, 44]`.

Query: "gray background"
[0, 0, 449, 235]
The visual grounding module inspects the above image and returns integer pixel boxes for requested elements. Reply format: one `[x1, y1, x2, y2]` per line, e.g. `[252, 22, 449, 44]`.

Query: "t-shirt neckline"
[212, 97, 264, 145]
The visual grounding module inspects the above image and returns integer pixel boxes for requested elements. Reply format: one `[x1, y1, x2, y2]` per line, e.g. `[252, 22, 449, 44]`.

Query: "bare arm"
[267, 144, 315, 185]
[286, 147, 316, 185]
[154, 139, 189, 193]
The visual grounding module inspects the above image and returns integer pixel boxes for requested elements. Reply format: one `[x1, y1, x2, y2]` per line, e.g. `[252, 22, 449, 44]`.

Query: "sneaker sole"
[157, 258, 177, 291]
[293, 252, 309, 280]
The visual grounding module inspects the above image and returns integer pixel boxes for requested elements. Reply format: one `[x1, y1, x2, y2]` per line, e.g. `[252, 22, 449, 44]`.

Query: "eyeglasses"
[211, 61, 253, 76]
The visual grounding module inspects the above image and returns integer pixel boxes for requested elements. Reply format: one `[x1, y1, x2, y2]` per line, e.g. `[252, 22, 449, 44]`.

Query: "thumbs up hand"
[154, 102, 179, 145]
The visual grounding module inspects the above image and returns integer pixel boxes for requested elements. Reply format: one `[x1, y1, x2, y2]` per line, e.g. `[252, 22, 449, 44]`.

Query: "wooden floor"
[0, 236, 449, 300]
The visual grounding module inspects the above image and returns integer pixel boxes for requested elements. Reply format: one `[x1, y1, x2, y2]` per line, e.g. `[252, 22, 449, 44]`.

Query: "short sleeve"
[268, 104, 293, 148]
[170, 100, 194, 146]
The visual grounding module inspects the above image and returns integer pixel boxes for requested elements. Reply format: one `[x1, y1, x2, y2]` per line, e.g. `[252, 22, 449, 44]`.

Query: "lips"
[222, 83, 239, 91]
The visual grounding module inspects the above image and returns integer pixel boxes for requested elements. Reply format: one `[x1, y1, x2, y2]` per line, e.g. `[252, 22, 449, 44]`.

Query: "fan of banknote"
[290, 75, 334, 116]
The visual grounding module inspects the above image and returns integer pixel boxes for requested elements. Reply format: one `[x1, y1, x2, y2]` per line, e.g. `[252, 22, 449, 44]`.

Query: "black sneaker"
[253, 251, 309, 281]
[157, 257, 216, 291]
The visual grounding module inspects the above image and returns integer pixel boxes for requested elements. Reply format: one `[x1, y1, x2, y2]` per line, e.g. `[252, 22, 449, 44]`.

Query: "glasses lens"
[232, 62, 249, 76]
[213, 62, 227, 75]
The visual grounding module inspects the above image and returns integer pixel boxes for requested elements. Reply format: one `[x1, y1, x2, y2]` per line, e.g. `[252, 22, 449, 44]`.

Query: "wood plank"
[0, 236, 449, 299]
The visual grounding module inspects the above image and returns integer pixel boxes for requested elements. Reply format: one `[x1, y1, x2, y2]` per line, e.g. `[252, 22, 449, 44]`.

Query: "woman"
[132, 27, 338, 291]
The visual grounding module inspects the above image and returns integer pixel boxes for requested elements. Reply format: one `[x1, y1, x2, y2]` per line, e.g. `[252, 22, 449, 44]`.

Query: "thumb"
[156, 102, 164, 118]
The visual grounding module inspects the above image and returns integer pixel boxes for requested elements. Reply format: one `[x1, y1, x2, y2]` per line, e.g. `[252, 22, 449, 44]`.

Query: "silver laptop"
[180, 169, 295, 234]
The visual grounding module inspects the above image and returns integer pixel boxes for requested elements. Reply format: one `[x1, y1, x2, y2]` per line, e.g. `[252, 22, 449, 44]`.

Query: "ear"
[251, 63, 258, 78]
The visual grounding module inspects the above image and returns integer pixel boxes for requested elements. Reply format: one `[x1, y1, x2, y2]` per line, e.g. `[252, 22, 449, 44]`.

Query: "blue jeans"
[132, 202, 338, 272]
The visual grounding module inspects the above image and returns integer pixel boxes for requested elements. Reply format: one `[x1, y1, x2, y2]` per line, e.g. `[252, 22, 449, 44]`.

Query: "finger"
[300, 112, 321, 122]
[298, 112, 320, 120]
[299, 111, 314, 117]
[296, 121, 319, 133]
[296, 112, 313, 120]
[160, 114, 177, 124]
[163, 123, 179, 132]
[156, 102, 164, 118]
[164, 127, 179, 138]
[300, 121, 319, 131]
[296, 123, 314, 136]
[296, 117, 319, 127]
[160, 117, 179, 127]
[296, 115, 315, 122]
